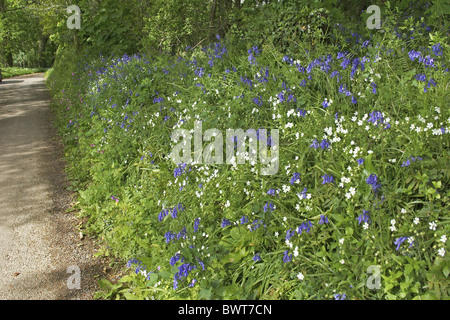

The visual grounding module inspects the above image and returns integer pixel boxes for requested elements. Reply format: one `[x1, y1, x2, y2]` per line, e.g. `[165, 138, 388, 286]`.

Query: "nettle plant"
[50, 9, 449, 300]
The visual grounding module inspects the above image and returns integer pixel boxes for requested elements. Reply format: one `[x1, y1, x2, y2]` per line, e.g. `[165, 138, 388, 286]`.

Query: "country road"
[0, 74, 107, 299]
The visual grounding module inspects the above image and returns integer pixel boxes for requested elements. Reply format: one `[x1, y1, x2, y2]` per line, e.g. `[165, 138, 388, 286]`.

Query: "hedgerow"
[47, 5, 449, 300]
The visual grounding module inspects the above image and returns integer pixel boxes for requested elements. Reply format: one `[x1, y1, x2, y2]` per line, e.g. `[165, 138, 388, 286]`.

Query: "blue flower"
[263, 201, 275, 212]
[298, 187, 308, 199]
[356, 210, 370, 225]
[240, 215, 249, 225]
[250, 219, 265, 231]
[319, 215, 329, 225]
[415, 73, 426, 82]
[432, 43, 442, 56]
[394, 236, 408, 251]
[221, 219, 231, 228]
[253, 253, 261, 262]
[310, 139, 319, 149]
[408, 49, 421, 61]
[320, 139, 330, 150]
[366, 174, 381, 193]
[367, 111, 384, 126]
[297, 221, 313, 234]
[283, 250, 292, 263]
[321, 174, 334, 184]
[334, 293, 347, 300]
[286, 229, 295, 241]
[193, 218, 200, 233]
[357, 158, 364, 165]
[290, 172, 301, 185]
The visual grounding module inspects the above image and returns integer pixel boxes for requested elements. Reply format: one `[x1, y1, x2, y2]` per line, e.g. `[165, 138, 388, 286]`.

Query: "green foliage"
[0, 66, 47, 78]
[46, 2, 450, 300]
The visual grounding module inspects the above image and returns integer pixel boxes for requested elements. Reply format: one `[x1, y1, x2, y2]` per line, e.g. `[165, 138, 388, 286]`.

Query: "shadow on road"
[0, 80, 25, 85]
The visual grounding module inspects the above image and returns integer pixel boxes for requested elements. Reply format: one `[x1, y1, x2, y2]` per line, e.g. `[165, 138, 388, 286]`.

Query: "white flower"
[293, 246, 299, 257]
[440, 235, 447, 243]
[413, 217, 420, 225]
[401, 208, 407, 214]
[339, 238, 345, 245]
[390, 219, 396, 225]
[275, 232, 279, 237]
[297, 272, 304, 281]
[340, 259, 345, 264]
[363, 222, 369, 230]
[438, 248, 445, 257]
[429, 221, 437, 231]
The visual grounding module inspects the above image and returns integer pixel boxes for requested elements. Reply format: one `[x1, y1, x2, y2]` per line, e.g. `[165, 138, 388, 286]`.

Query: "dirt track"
[0, 73, 107, 299]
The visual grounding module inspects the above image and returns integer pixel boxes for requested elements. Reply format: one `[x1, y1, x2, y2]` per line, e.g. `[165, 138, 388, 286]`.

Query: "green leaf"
[199, 287, 212, 300]
[443, 266, 450, 278]
[123, 292, 139, 300]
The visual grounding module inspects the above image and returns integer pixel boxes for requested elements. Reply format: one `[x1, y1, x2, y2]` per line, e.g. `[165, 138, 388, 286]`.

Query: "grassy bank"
[46, 4, 449, 300]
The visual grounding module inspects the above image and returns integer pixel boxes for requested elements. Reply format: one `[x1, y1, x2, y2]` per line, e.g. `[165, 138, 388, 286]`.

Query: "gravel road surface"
[0, 73, 108, 300]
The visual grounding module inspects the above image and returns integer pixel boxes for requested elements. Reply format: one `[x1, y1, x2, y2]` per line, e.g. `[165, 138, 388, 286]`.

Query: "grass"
[1, 66, 48, 79]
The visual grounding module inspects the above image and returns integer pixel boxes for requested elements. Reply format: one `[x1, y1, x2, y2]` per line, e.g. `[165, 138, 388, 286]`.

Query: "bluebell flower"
[337, 51, 348, 60]
[408, 49, 421, 61]
[253, 253, 261, 262]
[263, 201, 275, 212]
[286, 229, 295, 241]
[334, 293, 347, 300]
[283, 250, 292, 263]
[340, 58, 351, 69]
[357, 158, 364, 165]
[401, 158, 411, 167]
[394, 236, 408, 251]
[366, 174, 381, 193]
[432, 43, 442, 56]
[250, 219, 265, 231]
[164, 231, 176, 244]
[367, 111, 384, 126]
[356, 210, 370, 225]
[126, 258, 139, 268]
[322, 174, 334, 184]
[320, 139, 330, 150]
[240, 215, 249, 225]
[193, 218, 200, 233]
[170, 253, 181, 266]
[415, 73, 426, 82]
[189, 279, 197, 287]
[297, 108, 307, 117]
[290, 172, 301, 185]
[197, 258, 206, 270]
[221, 219, 231, 228]
[322, 99, 331, 108]
[298, 187, 308, 199]
[310, 139, 319, 149]
[297, 221, 313, 234]
[319, 215, 329, 225]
